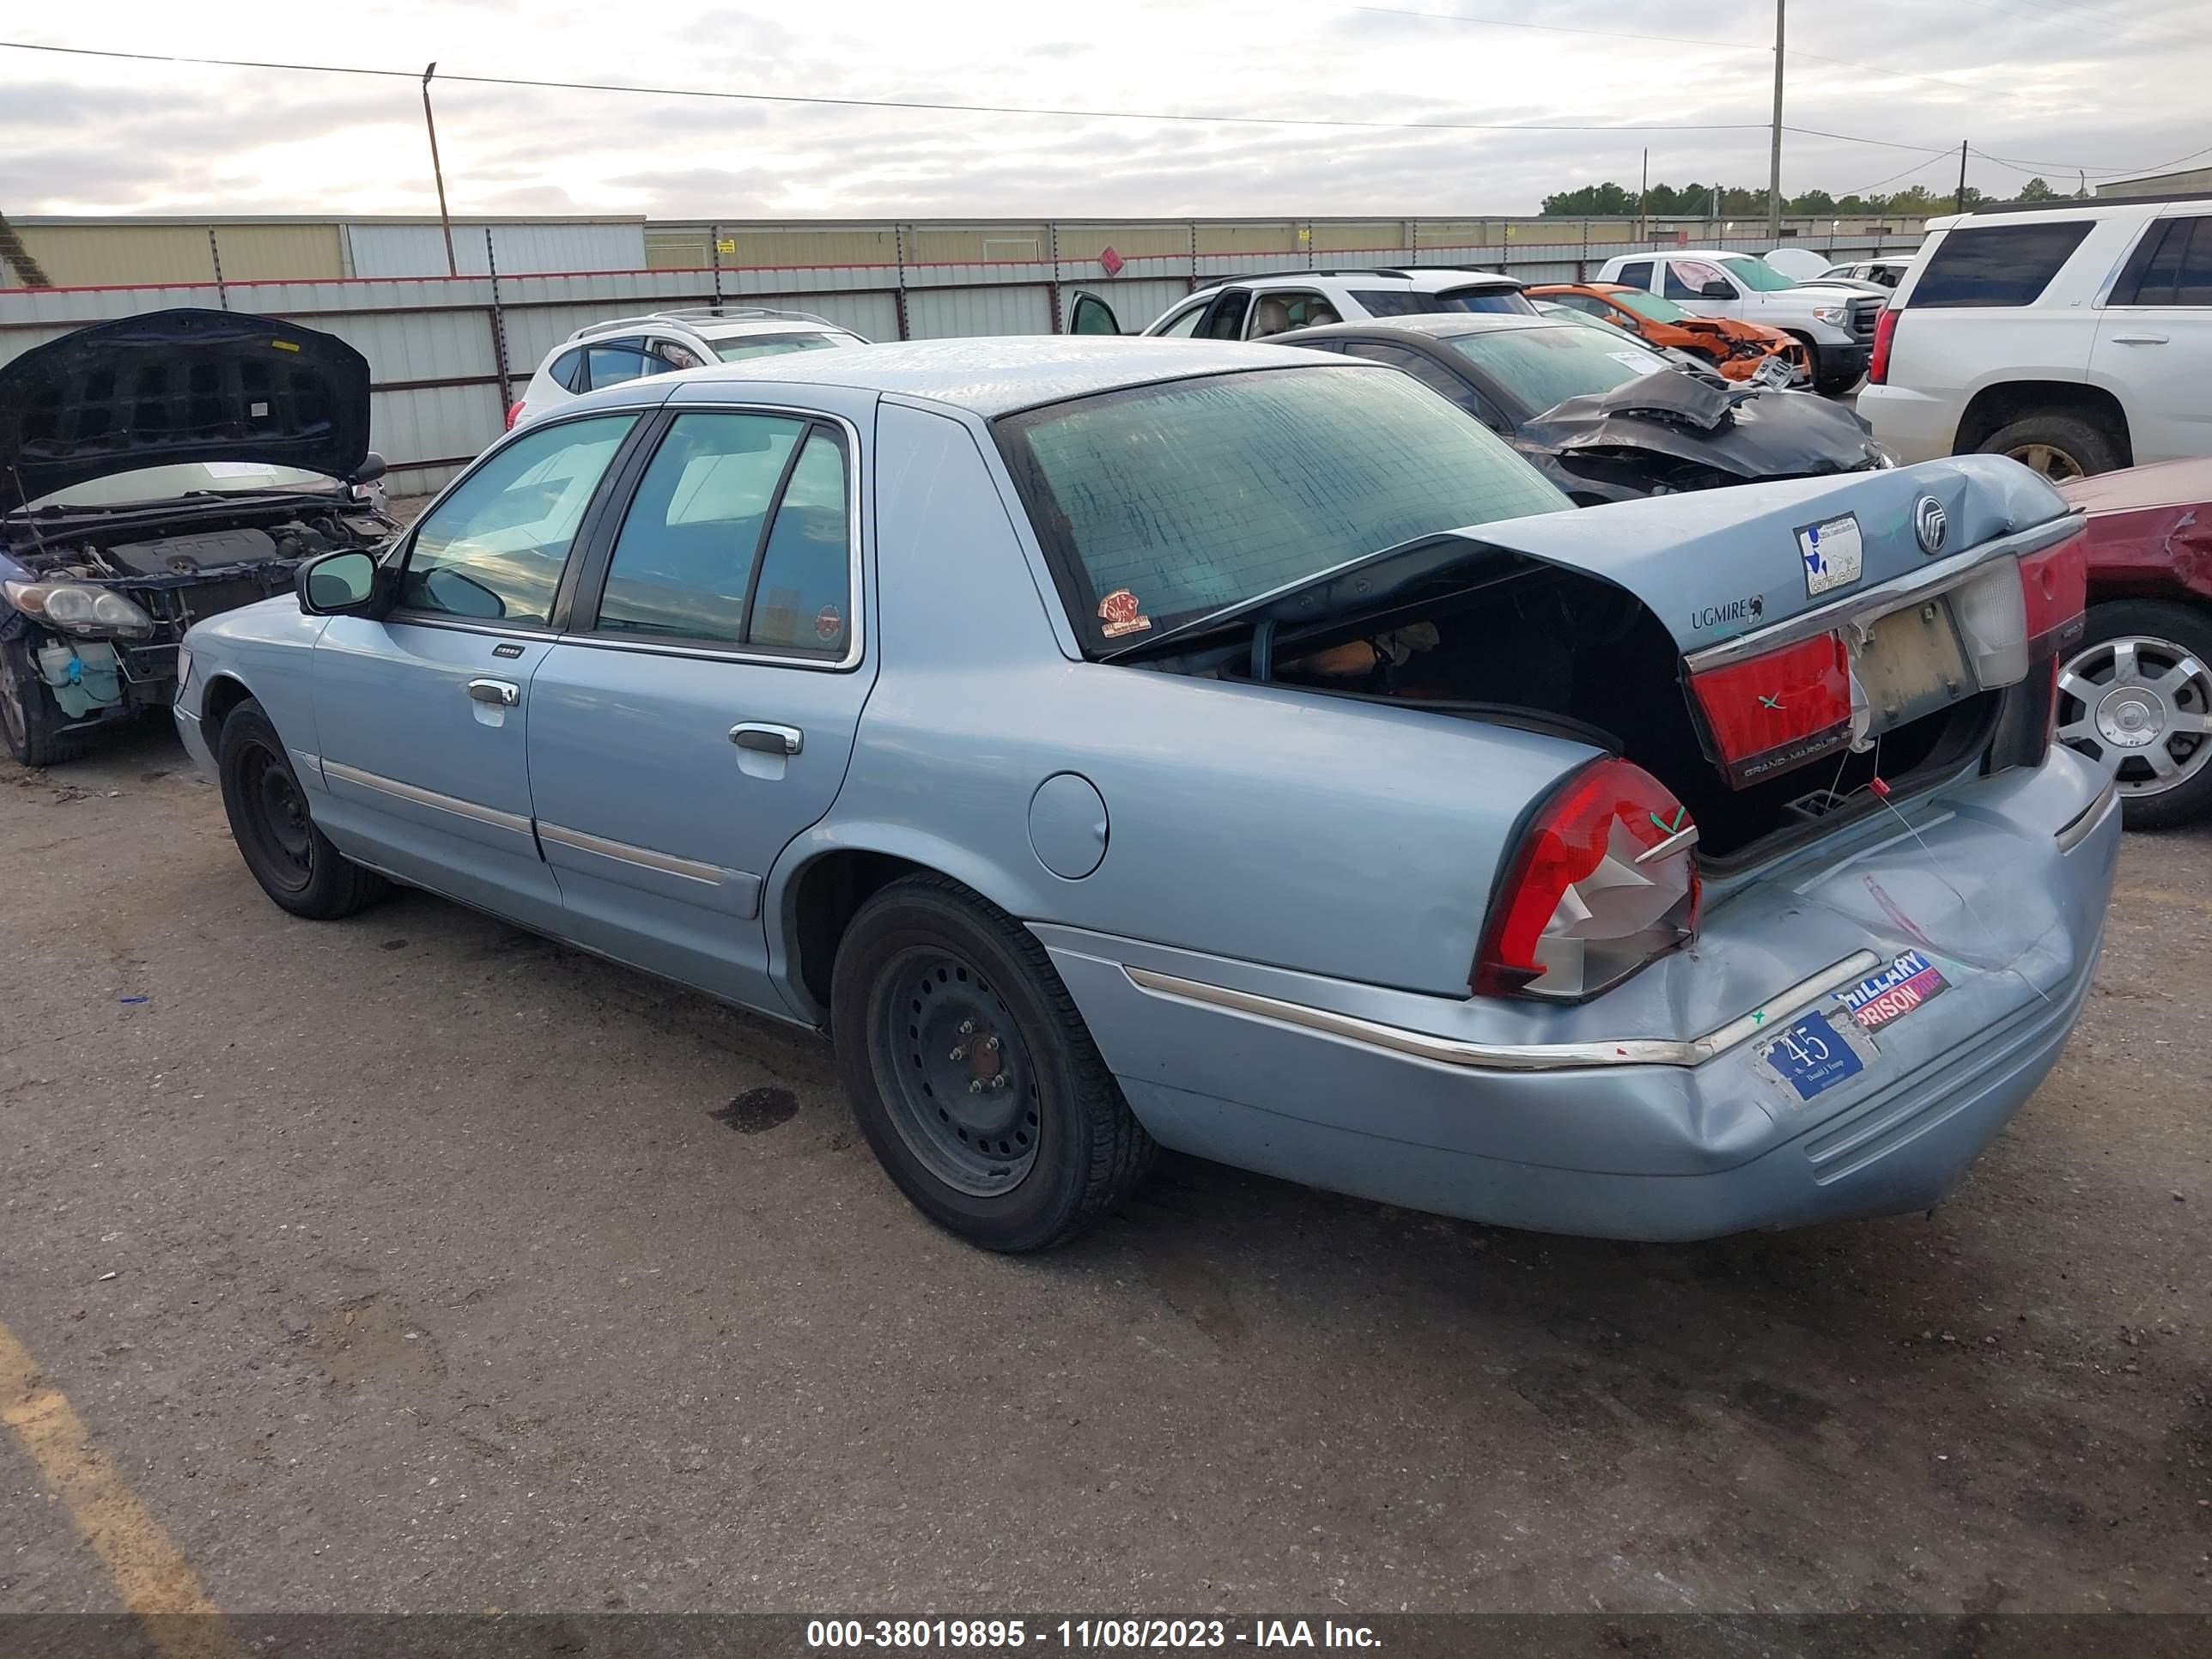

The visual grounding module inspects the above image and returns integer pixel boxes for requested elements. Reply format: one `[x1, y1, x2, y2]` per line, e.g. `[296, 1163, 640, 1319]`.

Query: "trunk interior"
[1161, 558, 2006, 865]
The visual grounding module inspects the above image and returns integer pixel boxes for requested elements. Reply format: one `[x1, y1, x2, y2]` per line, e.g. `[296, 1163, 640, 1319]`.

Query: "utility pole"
[1638, 147, 1649, 243]
[1767, 0, 1786, 241]
[1955, 140, 1969, 215]
[422, 61, 459, 277]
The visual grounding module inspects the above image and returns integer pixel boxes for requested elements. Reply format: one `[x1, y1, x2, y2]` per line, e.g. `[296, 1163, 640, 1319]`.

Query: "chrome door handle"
[730, 722, 803, 756]
[466, 678, 520, 707]
[2110, 333, 2169, 344]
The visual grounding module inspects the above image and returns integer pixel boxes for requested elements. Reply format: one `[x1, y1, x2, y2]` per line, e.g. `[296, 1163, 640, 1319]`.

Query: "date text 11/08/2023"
[805, 1620, 1382, 1649]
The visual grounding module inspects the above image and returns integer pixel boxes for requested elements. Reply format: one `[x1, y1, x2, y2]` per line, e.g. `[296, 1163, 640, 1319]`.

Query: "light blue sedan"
[174, 339, 2120, 1252]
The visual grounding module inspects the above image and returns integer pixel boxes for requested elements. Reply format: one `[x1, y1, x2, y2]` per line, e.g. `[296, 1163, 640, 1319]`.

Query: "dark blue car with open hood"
[0, 308, 397, 765]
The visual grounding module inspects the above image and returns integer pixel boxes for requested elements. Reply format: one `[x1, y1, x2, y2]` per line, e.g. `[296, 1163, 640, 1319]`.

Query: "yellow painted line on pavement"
[0, 1314, 242, 1659]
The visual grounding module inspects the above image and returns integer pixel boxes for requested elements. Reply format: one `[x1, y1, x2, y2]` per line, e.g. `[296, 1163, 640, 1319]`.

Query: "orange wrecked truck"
[1526, 283, 1809, 386]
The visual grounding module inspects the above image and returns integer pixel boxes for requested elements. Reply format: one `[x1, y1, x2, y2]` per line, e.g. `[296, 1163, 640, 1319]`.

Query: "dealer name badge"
[1796, 512, 1864, 597]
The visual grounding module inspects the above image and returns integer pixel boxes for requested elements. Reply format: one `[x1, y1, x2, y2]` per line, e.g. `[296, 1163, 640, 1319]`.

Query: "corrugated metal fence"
[0, 226, 1921, 497]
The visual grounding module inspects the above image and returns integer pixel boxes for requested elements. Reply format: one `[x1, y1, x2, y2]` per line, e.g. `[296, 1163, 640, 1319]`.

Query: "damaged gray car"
[1279, 313, 1889, 507]
[1, 308, 397, 765]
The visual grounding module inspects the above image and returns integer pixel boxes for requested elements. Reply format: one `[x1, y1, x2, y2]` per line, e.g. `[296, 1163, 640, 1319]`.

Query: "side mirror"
[298, 549, 391, 617]
[352, 452, 388, 484]
[1699, 279, 1736, 300]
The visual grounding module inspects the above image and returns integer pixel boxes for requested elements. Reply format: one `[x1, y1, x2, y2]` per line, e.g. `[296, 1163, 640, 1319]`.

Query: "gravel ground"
[0, 724, 2207, 1616]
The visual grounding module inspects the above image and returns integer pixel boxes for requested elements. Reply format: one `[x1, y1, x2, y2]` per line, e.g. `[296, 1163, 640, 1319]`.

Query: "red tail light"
[1868, 307, 1899, 385]
[2018, 532, 2087, 655]
[1474, 758, 1700, 1001]
[1687, 633, 1854, 785]
[505, 400, 527, 429]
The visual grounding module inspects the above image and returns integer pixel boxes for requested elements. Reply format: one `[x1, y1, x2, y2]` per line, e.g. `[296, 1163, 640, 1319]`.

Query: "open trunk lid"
[0, 308, 373, 514]
[1456, 454, 2081, 781]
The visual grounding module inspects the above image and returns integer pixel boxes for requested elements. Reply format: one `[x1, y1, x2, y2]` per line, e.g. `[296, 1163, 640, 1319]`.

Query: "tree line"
[1540, 177, 2078, 218]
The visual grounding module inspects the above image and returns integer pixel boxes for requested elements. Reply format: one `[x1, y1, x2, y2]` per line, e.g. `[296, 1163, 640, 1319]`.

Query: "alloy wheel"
[2057, 634, 2212, 799]
[2005, 441, 2087, 483]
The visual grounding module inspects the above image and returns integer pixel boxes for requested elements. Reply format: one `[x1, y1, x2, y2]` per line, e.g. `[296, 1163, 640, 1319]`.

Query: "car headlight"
[2, 579, 156, 638]
[1810, 305, 1847, 325]
[175, 643, 194, 690]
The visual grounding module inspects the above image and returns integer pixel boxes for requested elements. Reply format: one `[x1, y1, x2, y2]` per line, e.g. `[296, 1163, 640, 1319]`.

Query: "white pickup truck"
[1595, 250, 1884, 394]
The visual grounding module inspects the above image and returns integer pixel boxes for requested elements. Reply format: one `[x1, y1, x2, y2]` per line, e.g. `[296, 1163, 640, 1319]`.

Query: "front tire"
[2057, 599, 2212, 830]
[216, 698, 389, 918]
[0, 638, 85, 767]
[830, 874, 1154, 1251]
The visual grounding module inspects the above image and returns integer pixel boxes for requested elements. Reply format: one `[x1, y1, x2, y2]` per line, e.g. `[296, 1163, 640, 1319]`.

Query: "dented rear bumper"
[1037, 746, 2119, 1240]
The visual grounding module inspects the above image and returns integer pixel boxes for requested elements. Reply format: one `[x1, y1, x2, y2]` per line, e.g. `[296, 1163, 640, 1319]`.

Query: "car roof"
[583, 336, 1349, 417]
[691, 317, 858, 339]
[1274, 313, 1561, 346]
[1191, 266, 1517, 295]
[1528, 282, 1633, 295]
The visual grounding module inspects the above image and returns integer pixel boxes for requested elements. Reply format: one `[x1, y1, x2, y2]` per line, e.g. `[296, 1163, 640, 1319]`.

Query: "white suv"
[1595, 250, 1883, 393]
[1067, 267, 1531, 340]
[507, 308, 868, 428]
[1859, 195, 2212, 480]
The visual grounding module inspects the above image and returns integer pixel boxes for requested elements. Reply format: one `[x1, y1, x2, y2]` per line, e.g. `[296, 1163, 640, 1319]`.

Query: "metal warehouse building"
[0, 212, 1923, 289]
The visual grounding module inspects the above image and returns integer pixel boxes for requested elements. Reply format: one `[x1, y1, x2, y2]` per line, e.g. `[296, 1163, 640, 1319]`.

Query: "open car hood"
[0, 308, 372, 514]
[1518, 374, 1886, 484]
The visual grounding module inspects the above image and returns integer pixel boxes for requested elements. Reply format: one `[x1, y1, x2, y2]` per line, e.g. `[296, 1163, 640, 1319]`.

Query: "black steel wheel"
[216, 697, 388, 919]
[831, 873, 1154, 1251]
[872, 947, 1042, 1197]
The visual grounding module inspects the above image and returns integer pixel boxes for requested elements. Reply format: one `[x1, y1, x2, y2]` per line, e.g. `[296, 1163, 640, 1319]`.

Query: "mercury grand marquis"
[173, 338, 2120, 1252]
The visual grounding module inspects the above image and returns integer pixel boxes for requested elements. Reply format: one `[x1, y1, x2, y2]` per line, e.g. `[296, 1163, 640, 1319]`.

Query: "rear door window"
[1197, 290, 1251, 340]
[591, 412, 852, 655]
[1907, 222, 2092, 307]
[1615, 260, 1655, 291]
[585, 342, 664, 389]
[2112, 216, 2212, 307]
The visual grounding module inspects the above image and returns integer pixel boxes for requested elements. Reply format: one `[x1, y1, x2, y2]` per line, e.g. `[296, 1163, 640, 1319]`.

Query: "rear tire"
[0, 638, 86, 767]
[216, 698, 389, 918]
[1978, 412, 2122, 481]
[830, 873, 1154, 1251]
[2057, 599, 2212, 830]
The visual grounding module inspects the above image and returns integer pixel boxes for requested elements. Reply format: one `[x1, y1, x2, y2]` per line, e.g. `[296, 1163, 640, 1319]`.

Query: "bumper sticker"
[1796, 513, 1863, 597]
[1837, 950, 1951, 1031]
[1757, 1009, 1868, 1103]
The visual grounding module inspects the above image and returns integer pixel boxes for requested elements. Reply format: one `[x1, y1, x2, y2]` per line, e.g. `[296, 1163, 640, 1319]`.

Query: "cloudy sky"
[2, 0, 2206, 220]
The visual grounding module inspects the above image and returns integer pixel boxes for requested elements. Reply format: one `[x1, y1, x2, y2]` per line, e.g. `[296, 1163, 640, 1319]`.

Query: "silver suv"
[508, 307, 868, 428]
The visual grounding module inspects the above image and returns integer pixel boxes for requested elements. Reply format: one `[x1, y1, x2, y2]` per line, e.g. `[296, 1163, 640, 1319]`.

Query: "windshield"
[1717, 255, 1801, 292]
[1607, 288, 1692, 324]
[1443, 326, 1673, 417]
[711, 332, 848, 362]
[994, 366, 1566, 648]
[27, 462, 343, 512]
[1351, 287, 1535, 318]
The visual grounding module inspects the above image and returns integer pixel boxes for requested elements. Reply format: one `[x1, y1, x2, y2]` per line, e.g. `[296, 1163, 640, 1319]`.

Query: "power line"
[1972, 138, 2212, 179]
[0, 38, 1776, 137]
[1844, 150, 1962, 199]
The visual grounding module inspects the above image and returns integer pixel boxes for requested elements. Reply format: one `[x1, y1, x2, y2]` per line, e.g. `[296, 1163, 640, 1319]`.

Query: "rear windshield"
[994, 366, 1566, 648]
[711, 332, 848, 362]
[1351, 286, 1535, 318]
[1443, 326, 1674, 417]
[1907, 222, 2091, 307]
